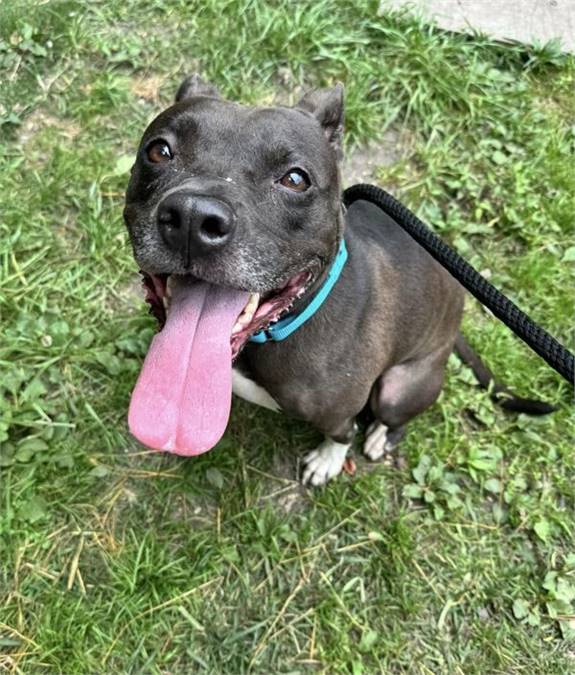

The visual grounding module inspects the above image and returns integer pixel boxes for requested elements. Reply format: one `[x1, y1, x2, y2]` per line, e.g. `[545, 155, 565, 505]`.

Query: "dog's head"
[125, 76, 345, 456]
[125, 74, 344, 292]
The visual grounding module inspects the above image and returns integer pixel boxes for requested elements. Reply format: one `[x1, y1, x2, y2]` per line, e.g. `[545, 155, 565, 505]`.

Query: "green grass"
[1, 1, 574, 672]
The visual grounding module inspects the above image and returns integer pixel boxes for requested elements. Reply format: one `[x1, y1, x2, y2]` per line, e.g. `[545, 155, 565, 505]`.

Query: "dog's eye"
[146, 140, 173, 164]
[278, 169, 310, 192]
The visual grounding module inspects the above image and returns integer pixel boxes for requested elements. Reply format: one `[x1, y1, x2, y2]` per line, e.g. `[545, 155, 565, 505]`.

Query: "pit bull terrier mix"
[124, 75, 525, 486]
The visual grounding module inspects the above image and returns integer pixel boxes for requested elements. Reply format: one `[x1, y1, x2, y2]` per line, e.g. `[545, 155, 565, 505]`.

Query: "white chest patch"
[232, 369, 281, 412]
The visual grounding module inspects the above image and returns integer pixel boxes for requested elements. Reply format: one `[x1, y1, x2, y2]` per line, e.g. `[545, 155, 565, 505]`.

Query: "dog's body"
[233, 199, 463, 483]
[124, 76, 471, 484]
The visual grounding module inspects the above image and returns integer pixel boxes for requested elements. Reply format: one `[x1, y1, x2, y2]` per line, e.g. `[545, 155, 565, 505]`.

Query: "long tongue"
[129, 277, 249, 455]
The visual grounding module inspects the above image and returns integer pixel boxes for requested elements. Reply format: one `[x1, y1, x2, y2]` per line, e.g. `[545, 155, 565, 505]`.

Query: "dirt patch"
[341, 130, 404, 187]
[17, 109, 81, 146]
[130, 74, 168, 104]
[270, 67, 307, 106]
[267, 451, 309, 514]
[113, 273, 145, 313]
[168, 492, 219, 528]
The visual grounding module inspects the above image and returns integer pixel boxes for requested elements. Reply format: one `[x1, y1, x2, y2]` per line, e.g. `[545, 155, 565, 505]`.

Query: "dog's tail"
[454, 334, 556, 415]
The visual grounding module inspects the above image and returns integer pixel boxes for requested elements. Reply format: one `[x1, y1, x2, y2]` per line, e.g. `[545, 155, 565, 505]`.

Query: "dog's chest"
[232, 368, 281, 412]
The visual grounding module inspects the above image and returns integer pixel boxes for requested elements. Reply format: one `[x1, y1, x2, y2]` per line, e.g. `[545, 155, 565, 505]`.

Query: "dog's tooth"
[166, 277, 172, 298]
[246, 293, 260, 313]
[232, 321, 242, 334]
[238, 312, 253, 326]
[237, 295, 259, 325]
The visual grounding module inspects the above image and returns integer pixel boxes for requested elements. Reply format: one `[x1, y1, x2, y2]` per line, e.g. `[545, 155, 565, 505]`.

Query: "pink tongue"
[129, 277, 249, 455]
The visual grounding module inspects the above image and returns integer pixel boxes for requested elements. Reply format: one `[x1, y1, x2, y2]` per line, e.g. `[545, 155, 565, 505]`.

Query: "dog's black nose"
[157, 192, 235, 256]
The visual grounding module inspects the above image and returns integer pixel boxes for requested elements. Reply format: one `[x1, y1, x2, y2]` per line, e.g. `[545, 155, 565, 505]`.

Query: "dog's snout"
[157, 192, 235, 256]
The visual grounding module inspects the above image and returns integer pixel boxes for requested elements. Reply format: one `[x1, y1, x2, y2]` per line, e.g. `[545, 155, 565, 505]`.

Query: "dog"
[124, 75, 549, 486]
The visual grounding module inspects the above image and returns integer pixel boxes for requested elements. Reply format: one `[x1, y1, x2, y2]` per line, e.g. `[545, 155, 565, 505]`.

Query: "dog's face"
[124, 76, 345, 297]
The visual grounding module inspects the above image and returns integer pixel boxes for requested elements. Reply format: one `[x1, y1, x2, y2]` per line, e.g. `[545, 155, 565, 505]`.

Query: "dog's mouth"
[128, 270, 312, 458]
[141, 270, 312, 359]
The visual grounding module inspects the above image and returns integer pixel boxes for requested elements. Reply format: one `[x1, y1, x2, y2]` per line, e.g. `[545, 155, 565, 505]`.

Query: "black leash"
[343, 183, 575, 386]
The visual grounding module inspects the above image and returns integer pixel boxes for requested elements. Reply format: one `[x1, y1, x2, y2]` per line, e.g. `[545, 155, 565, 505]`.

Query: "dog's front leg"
[301, 417, 356, 486]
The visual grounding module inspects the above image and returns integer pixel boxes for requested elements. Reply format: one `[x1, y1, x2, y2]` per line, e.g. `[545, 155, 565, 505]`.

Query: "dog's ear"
[296, 83, 344, 159]
[175, 74, 221, 103]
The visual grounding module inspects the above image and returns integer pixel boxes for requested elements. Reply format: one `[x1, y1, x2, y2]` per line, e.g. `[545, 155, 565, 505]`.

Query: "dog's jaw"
[140, 268, 313, 360]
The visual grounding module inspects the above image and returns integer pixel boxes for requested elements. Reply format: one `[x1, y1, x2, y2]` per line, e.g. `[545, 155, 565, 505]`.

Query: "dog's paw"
[302, 439, 350, 486]
[362, 421, 390, 461]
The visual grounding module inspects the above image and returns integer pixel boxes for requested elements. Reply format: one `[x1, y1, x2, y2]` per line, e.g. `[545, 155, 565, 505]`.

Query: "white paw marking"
[232, 369, 280, 412]
[302, 439, 350, 487]
[362, 421, 389, 461]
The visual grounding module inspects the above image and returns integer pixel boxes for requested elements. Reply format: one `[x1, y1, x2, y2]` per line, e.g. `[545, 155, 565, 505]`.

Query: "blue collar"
[249, 238, 348, 344]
